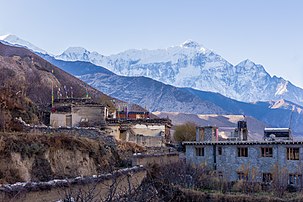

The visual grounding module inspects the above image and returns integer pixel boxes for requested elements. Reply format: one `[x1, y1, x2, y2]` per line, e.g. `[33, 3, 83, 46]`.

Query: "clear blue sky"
[0, 0, 302, 88]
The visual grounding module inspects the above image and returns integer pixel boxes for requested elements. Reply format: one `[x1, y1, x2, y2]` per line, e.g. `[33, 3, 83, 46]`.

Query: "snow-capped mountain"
[39, 55, 303, 135]
[56, 40, 303, 106]
[0, 34, 47, 54]
[2, 34, 303, 106]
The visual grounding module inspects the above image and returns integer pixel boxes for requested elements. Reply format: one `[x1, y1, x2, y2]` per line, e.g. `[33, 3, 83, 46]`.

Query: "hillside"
[0, 42, 118, 129]
[0, 42, 111, 104]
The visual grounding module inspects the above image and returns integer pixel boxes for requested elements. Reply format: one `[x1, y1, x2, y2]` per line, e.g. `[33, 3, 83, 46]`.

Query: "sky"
[0, 0, 302, 88]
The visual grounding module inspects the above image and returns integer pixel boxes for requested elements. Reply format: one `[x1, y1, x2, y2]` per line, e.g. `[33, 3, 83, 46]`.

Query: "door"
[66, 114, 72, 127]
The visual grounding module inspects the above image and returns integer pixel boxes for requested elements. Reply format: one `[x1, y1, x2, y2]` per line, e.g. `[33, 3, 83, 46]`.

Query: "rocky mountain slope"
[55, 40, 303, 106]
[80, 72, 303, 134]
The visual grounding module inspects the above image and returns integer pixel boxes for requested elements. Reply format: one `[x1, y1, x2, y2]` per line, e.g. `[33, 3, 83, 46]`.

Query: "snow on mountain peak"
[239, 59, 256, 66]
[0, 34, 47, 54]
[181, 40, 201, 48]
[64, 47, 90, 55]
[0, 34, 12, 40]
[180, 40, 209, 54]
[275, 81, 289, 96]
[57, 47, 93, 62]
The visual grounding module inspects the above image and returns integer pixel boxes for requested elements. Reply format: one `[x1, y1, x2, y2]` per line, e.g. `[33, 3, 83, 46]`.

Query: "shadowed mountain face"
[40, 54, 115, 77]
[0, 42, 112, 106]
[41, 55, 303, 135]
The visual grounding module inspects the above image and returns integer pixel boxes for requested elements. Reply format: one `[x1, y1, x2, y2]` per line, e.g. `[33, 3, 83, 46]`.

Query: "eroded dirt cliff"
[0, 132, 142, 184]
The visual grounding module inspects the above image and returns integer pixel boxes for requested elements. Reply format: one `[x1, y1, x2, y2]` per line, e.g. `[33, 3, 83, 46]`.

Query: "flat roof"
[182, 140, 303, 146]
[264, 128, 290, 131]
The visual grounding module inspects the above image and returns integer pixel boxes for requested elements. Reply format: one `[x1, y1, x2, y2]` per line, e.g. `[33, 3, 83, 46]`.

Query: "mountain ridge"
[2, 35, 302, 107]
[0, 34, 47, 54]
[55, 40, 303, 106]
[40, 55, 303, 135]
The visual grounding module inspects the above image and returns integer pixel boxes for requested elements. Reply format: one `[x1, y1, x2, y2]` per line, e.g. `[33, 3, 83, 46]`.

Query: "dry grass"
[138, 162, 303, 202]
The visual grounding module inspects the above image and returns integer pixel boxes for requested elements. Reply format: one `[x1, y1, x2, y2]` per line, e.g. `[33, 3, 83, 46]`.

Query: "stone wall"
[0, 166, 146, 202]
[132, 152, 179, 166]
[50, 105, 106, 127]
[72, 105, 106, 126]
[128, 135, 164, 147]
[107, 123, 167, 147]
[28, 126, 116, 145]
[132, 124, 165, 137]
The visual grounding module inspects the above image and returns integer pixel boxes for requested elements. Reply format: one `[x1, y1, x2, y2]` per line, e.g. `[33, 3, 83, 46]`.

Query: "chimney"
[196, 127, 200, 142]
[237, 121, 248, 141]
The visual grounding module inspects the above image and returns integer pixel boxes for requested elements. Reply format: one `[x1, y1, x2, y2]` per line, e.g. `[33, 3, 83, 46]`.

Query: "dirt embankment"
[0, 132, 143, 184]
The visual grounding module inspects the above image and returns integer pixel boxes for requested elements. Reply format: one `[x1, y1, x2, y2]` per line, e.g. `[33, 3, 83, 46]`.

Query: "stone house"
[50, 98, 108, 127]
[107, 119, 172, 147]
[184, 125, 303, 188]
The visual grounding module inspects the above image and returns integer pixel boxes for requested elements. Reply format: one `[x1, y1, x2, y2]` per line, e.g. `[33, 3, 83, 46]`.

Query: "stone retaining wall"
[132, 152, 179, 166]
[0, 166, 146, 202]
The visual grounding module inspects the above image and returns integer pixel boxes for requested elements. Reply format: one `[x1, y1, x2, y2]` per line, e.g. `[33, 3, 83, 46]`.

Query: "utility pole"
[289, 107, 294, 140]
[51, 69, 54, 107]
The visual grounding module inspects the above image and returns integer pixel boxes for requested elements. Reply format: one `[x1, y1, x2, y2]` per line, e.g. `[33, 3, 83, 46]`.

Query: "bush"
[173, 122, 196, 142]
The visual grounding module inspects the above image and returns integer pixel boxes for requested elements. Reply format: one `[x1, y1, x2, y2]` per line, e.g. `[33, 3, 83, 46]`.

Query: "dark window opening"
[287, 148, 299, 160]
[217, 171, 223, 178]
[195, 147, 204, 156]
[238, 147, 248, 157]
[261, 147, 273, 157]
[218, 147, 222, 155]
[263, 173, 273, 183]
[237, 172, 248, 181]
[289, 174, 302, 187]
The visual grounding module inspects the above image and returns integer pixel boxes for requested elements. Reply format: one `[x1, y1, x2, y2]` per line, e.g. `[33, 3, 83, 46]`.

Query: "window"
[195, 147, 204, 156]
[218, 147, 222, 155]
[263, 173, 273, 183]
[217, 171, 223, 178]
[237, 172, 248, 181]
[261, 147, 273, 157]
[289, 174, 302, 186]
[238, 147, 248, 157]
[287, 148, 300, 160]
